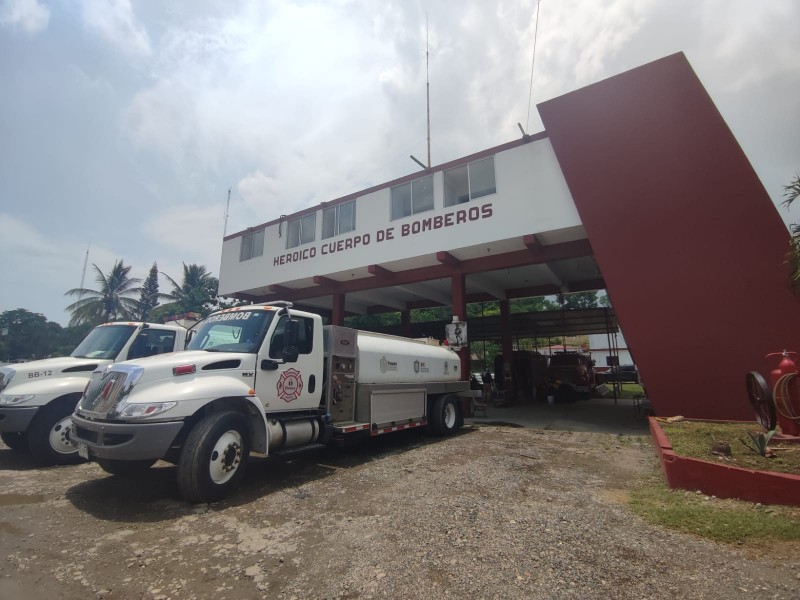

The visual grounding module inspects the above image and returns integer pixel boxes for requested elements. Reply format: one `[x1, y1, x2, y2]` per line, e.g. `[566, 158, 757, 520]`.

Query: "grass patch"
[663, 420, 800, 475]
[601, 383, 644, 399]
[630, 476, 800, 545]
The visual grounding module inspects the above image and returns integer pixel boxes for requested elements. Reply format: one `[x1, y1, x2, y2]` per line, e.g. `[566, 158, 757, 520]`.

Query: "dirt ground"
[1, 424, 799, 600]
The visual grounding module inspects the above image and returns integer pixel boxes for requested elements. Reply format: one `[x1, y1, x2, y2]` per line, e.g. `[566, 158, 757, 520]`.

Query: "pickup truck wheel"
[1, 431, 29, 452]
[28, 399, 83, 466]
[177, 411, 250, 503]
[96, 458, 157, 476]
[431, 395, 460, 436]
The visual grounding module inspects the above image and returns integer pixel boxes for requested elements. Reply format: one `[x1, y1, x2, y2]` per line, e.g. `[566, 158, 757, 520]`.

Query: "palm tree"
[65, 260, 143, 326]
[783, 173, 800, 293]
[163, 263, 219, 316]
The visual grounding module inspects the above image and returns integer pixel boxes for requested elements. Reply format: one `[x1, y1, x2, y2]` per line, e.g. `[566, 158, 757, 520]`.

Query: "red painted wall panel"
[538, 53, 800, 419]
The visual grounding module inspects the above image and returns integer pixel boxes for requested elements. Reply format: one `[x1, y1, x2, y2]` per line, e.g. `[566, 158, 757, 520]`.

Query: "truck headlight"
[115, 401, 178, 419]
[0, 394, 35, 405]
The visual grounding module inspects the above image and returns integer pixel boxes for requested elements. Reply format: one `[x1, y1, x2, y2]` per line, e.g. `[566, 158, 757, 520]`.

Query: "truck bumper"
[0, 406, 39, 432]
[71, 413, 184, 461]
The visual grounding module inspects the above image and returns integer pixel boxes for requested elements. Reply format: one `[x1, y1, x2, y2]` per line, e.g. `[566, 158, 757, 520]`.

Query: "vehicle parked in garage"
[601, 364, 640, 384]
[546, 351, 594, 401]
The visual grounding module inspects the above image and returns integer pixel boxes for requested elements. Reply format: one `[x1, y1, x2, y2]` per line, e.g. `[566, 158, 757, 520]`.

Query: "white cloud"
[0, 0, 49, 33]
[0, 214, 128, 325]
[141, 204, 225, 272]
[80, 0, 151, 58]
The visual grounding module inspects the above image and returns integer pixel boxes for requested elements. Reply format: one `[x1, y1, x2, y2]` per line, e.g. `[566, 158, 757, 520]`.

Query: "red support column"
[331, 293, 345, 326]
[451, 273, 469, 381]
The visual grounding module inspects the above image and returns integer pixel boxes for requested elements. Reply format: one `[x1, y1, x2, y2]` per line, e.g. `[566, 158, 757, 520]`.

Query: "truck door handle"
[261, 359, 280, 371]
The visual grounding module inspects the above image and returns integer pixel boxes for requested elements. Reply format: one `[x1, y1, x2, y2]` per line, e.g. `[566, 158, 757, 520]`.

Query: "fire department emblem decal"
[277, 368, 303, 402]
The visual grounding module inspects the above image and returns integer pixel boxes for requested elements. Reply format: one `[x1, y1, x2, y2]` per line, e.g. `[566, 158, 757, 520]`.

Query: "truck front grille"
[79, 365, 143, 418]
[81, 371, 127, 415]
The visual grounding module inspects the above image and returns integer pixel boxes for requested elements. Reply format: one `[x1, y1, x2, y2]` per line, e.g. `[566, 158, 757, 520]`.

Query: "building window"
[239, 229, 264, 261]
[391, 175, 434, 220]
[322, 200, 356, 239]
[286, 213, 316, 248]
[443, 156, 496, 206]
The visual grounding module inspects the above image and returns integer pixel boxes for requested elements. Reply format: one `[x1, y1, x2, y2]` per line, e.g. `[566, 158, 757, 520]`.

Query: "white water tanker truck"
[0, 322, 188, 464]
[72, 302, 471, 502]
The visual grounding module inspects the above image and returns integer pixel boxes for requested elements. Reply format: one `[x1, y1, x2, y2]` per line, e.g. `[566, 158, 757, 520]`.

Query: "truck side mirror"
[283, 319, 300, 363]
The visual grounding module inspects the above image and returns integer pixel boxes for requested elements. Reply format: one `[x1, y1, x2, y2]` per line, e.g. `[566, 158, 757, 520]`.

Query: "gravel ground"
[1, 424, 799, 599]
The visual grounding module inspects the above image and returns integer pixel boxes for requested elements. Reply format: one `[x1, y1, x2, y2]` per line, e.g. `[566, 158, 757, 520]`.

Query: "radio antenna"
[426, 14, 431, 168]
[223, 187, 231, 237]
[525, 0, 542, 134]
[79, 242, 91, 296]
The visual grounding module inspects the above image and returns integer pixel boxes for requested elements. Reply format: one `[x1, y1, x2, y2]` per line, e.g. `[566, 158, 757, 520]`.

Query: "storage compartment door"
[370, 389, 426, 427]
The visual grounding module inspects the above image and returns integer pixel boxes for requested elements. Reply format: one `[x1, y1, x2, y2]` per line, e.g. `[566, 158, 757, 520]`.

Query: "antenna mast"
[223, 187, 231, 237]
[426, 15, 431, 168]
[79, 242, 91, 294]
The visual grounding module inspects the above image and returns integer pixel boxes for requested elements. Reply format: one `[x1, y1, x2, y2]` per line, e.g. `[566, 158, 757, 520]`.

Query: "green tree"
[163, 263, 219, 317]
[0, 309, 64, 361]
[510, 296, 559, 313]
[559, 291, 599, 310]
[64, 260, 142, 326]
[783, 173, 800, 293]
[135, 262, 164, 321]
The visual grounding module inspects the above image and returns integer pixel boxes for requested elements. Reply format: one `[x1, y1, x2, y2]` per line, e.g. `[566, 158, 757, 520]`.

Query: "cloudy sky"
[1, 0, 799, 326]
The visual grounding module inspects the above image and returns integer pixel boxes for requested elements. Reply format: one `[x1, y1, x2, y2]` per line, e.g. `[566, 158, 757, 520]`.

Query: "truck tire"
[1, 431, 29, 452]
[96, 458, 157, 476]
[28, 397, 84, 466]
[431, 395, 460, 436]
[177, 411, 250, 503]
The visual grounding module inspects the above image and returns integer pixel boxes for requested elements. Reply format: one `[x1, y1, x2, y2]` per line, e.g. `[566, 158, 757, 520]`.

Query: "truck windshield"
[187, 310, 273, 354]
[71, 324, 138, 359]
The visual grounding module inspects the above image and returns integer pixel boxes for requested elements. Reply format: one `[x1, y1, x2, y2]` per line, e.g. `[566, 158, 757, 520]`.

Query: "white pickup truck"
[72, 302, 472, 502]
[0, 322, 188, 464]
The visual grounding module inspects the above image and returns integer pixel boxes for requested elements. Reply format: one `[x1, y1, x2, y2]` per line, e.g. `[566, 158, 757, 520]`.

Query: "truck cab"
[72, 302, 468, 502]
[0, 322, 188, 464]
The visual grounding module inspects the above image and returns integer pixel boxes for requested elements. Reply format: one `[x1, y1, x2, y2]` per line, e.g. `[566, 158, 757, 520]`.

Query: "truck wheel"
[1, 431, 29, 452]
[177, 411, 250, 503]
[28, 398, 83, 466]
[96, 458, 156, 476]
[431, 395, 460, 436]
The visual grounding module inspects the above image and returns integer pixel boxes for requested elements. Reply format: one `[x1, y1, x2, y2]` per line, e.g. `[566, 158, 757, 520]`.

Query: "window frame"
[443, 156, 497, 207]
[286, 213, 317, 249]
[390, 174, 434, 221]
[239, 229, 265, 262]
[322, 199, 356, 240]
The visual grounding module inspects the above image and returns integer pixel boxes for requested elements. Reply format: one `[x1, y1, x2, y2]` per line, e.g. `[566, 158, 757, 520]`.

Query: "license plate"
[77, 443, 89, 460]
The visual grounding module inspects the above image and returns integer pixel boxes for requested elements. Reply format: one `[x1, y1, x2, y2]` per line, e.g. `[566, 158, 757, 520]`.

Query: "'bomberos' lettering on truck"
[72, 302, 472, 502]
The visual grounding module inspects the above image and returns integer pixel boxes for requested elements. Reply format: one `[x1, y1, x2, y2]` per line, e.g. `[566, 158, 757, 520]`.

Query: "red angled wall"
[538, 52, 800, 420]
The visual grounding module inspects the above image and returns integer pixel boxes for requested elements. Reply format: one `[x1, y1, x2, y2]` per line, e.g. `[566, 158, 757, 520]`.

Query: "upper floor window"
[286, 213, 316, 249]
[322, 200, 356, 239]
[443, 157, 496, 206]
[391, 175, 434, 220]
[239, 229, 264, 262]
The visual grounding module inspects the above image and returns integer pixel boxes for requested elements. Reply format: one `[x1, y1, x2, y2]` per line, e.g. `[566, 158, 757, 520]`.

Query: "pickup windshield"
[187, 310, 273, 354]
[71, 324, 138, 359]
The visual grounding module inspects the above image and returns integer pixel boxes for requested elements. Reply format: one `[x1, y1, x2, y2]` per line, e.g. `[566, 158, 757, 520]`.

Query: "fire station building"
[218, 53, 799, 421]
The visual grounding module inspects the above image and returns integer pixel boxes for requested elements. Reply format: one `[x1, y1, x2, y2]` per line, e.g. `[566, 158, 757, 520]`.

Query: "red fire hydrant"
[766, 351, 800, 436]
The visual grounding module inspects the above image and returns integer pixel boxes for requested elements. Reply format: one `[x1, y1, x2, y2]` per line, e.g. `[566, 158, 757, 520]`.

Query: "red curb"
[648, 417, 800, 506]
